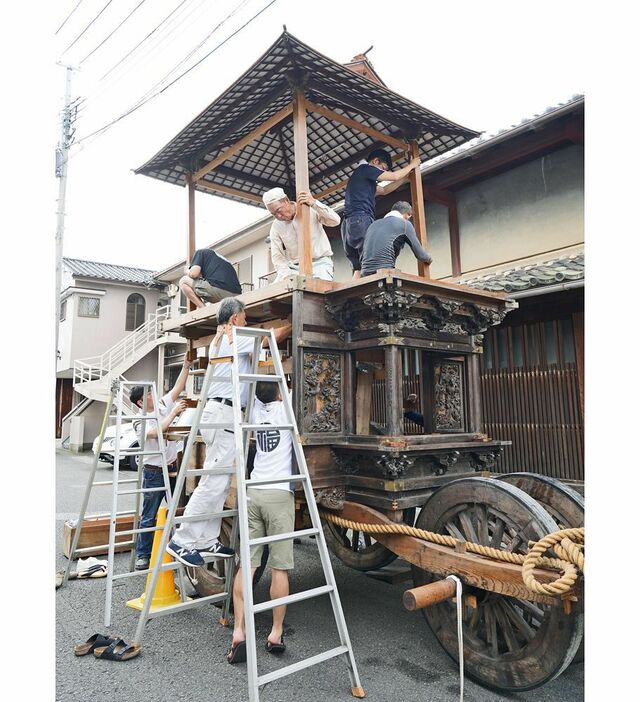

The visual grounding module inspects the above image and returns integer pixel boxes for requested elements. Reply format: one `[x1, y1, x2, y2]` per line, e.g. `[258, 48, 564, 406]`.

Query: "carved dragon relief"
[430, 451, 461, 476]
[303, 352, 342, 433]
[458, 303, 509, 334]
[375, 453, 415, 478]
[471, 448, 503, 471]
[433, 362, 464, 431]
[314, 486, 346, 511]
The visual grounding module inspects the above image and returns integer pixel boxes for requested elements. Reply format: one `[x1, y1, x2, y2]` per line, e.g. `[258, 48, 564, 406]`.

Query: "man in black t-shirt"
[179, 248, 242, 308]
[341, 148, 420, 280]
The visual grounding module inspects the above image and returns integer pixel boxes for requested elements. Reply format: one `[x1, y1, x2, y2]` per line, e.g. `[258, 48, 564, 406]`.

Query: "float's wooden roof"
[136, 32, 479, 207]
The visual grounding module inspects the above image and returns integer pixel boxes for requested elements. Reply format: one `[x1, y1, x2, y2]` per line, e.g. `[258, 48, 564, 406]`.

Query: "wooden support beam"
[408, 141, 430, 279]
[448, 194, 462, 277]
[186, 174, 196, 312]
[195, 179, 264, 204]
[192, 103, 293, 182]
[292, 89, 312, 276]
[305, 100, 408, 151]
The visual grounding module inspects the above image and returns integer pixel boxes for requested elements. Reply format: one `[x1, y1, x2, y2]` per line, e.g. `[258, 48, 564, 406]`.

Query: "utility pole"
[55, 65, 76, 368]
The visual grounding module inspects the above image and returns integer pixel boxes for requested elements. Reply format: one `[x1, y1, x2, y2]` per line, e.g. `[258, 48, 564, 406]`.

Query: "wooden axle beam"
[337, 502, 578, 607]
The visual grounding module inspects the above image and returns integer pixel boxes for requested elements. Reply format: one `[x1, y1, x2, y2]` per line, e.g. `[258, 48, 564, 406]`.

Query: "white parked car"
[92, 422, 140, 471]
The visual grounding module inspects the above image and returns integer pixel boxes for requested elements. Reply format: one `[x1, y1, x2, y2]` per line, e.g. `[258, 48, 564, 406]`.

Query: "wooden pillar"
[186, 174, 196, 311]
[465, 351, 483, 433]
[572, 311, 584, 420]
[291, 89, 313, 276]
[448, 195, 462, 278]
[408, 141, 430, 279]
[292, 290, 305, 428]
[385, 345, 403, 436]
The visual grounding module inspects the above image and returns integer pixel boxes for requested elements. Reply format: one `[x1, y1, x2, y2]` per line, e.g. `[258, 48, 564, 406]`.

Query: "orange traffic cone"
[126, 506, 186, 611]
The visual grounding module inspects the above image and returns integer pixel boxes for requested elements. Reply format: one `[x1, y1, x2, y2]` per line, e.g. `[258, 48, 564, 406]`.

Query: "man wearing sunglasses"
[360, 201, 432, 277]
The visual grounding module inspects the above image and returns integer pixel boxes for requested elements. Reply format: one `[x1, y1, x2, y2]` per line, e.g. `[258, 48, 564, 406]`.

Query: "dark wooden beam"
[448, 195, 461, 278]
[408, 141, 430, 279]
[201, 164, 285, 193]
[276, 124, 294, 192]
[186, 174, 196, 312]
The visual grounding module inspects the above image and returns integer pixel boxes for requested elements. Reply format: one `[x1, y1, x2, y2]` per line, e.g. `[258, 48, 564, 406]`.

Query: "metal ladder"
[60, 379, 188, 628]
[133, 326, 364, 701]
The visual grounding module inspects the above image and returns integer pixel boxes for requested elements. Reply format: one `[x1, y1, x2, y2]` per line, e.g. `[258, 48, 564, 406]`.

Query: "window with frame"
[78, 296, 100, 318]
[60, 299, 67, 322]
[125, 293, 146, 331]
[233, 256, 253, 292]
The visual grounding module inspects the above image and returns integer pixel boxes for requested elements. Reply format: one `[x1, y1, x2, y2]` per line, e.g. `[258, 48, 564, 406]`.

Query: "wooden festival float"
[136, 33, 584, 692]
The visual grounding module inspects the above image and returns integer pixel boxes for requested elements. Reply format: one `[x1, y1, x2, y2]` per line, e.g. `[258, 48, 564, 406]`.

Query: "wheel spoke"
[494, 600, 522, 653]
[489, 517, 506, 549]
[458, 511, 479, 544]
[483, 604, 499, 657]
[351, 530, 360, 551]
[501, 599, 536, 642]
[477, 505, 490, 546]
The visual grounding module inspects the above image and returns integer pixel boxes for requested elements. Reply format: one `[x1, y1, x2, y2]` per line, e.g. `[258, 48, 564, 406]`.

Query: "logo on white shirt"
[256, 424, 280, 452]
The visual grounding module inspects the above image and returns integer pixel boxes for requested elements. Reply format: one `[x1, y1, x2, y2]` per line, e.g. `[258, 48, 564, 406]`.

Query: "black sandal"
[266, 635, 286, 654]
[93, 638, 141, 661]
[227, 640, 247, 664]
[74, 633, 118, 656]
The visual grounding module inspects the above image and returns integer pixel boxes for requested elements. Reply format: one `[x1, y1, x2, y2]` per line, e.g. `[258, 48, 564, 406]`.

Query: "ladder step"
[93, 479, 138, 487]
[186, 467, 235, 477]
[195, 422, 233, 429]
[145, 591, 229, 618]
[112, 562, 182, 579]
[257, 646, 349, 686]
[116, 525, 163, 537]
[252, 585, 334, 613]
[117, 487, 166, 496]
[245, 475, 305, 487]
[249, 527, 318, 547]
[100, 449, 163, 456]
[235, 327, 269, 338]
[241, 423, 294, 431]
[238, 373, 283, 383]
[75, 541, 135, 554]
[174, 509, 238, 523]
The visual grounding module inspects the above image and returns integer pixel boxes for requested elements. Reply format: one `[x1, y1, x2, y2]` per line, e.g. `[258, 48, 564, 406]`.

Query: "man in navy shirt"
[179, 248, 242, 308]
[342, 148, 420, 279]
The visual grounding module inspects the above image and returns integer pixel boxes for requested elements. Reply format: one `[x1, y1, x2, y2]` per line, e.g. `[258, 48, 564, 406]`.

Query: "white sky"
[54, 0, 588, 271]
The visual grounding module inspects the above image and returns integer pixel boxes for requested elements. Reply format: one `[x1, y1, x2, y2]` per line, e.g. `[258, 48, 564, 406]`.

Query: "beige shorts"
[247, 488, 295, 570]
[193, 278, 234, 302]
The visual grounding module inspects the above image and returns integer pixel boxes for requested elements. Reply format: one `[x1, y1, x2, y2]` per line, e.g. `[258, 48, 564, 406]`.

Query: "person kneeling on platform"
[179, 247, 242, 308]
[227, 381, 295, 663]
[360, 201, 432, 277]
[166, 297, 291, 568]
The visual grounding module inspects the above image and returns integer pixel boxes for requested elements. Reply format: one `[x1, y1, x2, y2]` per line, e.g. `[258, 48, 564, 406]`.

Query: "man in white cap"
[262, 187, 340, 282]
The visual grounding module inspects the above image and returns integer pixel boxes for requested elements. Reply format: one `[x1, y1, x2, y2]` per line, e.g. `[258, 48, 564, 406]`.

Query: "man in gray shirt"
[361, 201, 433, 276]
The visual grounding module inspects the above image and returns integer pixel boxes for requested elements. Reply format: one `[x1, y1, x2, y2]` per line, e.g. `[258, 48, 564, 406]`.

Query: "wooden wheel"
[498, 472, 584, 664]
[323, 507, 416, 571]
[411, 477, 583, 691]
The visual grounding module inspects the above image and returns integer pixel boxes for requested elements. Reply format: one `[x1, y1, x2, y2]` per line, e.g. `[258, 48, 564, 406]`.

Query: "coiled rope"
[319, 512, 584, 597]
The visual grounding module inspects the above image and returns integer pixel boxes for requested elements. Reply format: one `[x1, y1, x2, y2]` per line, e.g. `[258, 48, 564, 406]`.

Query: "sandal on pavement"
[74, 633, 118, 656]
[93, 639, 141, 661]
[266, 636, 286, 654]
[227, 640, 247, 664]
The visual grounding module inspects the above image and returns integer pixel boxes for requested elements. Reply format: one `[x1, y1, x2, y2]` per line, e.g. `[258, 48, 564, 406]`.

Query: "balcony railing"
[258, 271, 278, 288]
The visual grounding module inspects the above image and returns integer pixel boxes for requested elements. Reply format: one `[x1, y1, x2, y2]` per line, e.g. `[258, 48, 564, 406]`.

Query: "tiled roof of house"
[460, 253, 584, 294]
[64, 257, 163, 288]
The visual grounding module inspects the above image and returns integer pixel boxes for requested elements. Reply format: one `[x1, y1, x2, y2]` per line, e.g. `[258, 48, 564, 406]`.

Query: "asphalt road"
[56, 448, 584, 702]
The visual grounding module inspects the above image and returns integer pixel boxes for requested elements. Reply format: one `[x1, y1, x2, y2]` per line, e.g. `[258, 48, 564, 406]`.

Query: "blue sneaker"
[198, 540, 235, 559]
[166, 539, 205, 567]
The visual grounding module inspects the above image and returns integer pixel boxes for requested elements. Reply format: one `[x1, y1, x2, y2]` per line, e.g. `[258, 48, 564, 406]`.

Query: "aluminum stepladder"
[133, 326, 364, 701]
[60, 378, 188, 628]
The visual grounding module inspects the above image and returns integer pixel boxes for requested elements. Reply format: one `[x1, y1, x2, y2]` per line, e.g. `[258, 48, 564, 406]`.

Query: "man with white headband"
[262, 187, 340, 282]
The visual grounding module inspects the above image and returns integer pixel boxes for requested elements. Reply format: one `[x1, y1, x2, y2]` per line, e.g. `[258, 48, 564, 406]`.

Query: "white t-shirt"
[250, 398, 293, 492]
[133, 393, 177, 466]
[207, 332, 254, 407]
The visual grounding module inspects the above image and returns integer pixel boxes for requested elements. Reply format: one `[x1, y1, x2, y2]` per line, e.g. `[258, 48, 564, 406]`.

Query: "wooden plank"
[195, 179, 264, 203]
[192, 103, 293, 182]
[408, 141, 430, 279]
[292, 89, 312, 275]
[448, 195, 462, 277]
[355, 370, 374, 435]
[572, 311, 584, 420]
[186, 174, 196, 312]
[385, 345, 403, 435]
[305, 100, 408, 150]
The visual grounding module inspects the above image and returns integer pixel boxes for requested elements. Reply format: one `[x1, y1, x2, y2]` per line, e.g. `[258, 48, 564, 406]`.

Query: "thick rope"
[320, 512, 584, 597]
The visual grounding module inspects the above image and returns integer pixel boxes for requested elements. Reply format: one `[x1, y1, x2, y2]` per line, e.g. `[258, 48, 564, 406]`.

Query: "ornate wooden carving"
[331, 449, 360, 475]
[362, 289, 422, 322]
[471, 448, 503, 471]
[430, 450, 460, 476]
[376, 453, 415, 478]
[314, 486, 346, 510]
[433, 361, 464, 432]
[458, 303, 509, 334]
[303, 352, 342, 433]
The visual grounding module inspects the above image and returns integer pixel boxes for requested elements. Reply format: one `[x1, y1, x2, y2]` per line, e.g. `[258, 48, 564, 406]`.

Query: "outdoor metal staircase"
[73, 305, 185, 402]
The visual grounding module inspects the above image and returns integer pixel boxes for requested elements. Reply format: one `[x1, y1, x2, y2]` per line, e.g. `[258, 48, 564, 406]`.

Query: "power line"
[75, 0, 278, 147]
[79, 0, 148, 65]
[99, 0, 191, 81]
[55, 0, 85, 35]
[59, 0, 115, 59]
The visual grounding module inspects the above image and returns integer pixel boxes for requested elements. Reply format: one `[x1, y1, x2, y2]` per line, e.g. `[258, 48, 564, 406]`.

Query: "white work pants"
[173, 400, 235, 549]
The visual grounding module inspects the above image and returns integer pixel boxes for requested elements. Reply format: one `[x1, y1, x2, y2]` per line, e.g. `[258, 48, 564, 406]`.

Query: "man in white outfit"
[167, 297, 291, 567]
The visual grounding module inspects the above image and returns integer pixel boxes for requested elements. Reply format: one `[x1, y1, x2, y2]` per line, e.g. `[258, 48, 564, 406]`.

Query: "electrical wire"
[74, 0, 278, 146]
[55, 0, 85, 35]
[59, 0, 115, 58]
[79, 0, 148, 65]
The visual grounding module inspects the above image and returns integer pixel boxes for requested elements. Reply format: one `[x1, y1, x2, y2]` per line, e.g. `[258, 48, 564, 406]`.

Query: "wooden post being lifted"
[408, 141, 430, 279]
[292, 88, 313, 276]
[186, 174, 196, 311]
